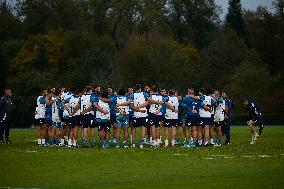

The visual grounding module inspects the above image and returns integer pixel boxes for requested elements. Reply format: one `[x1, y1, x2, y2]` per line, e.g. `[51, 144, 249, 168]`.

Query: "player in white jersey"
[163, 90, 179, 148]
[73, 86, 96, 147]
[213, 90, 226, 146]
[35, 90, 47, 146]
[128, 84, 149, 148]
[198, 88, 214, 146]
[145, 86, 166, 148]
[60, 87, 75, 143]
[50, 88, 63, 146]
[62, 89, 82, 147]
[114, 89, 130, 148]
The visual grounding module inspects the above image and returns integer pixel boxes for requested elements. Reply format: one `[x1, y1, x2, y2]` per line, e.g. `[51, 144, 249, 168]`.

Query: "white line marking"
[258, 155, 270, 158]
[241, 155, 254, 158]
[26, 151, 37, 153]
[203, 157, 215, 160]
[208, 155, 225, 157]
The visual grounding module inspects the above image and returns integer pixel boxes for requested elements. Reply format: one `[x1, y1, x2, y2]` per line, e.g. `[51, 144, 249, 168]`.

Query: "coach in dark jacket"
[0, 88, 13, 143]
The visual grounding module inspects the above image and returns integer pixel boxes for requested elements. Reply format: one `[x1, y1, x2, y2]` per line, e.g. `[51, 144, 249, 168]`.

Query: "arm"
[117, 99, 132, 107]
[46, 96, 60, 106]
[93, 102, 108, 114]
[61, 101, 71, 114]
[71, 103, 80, 116]
[130, 105, 146, 113]
[164, 102, 178, 113]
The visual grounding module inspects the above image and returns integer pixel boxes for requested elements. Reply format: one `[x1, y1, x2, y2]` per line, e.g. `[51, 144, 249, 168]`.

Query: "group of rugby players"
[35, 84, 238, 148]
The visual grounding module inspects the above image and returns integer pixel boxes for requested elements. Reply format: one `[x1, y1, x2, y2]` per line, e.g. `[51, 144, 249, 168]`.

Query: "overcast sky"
[5, 0, 275, 19]
[216, 0, 275, 19]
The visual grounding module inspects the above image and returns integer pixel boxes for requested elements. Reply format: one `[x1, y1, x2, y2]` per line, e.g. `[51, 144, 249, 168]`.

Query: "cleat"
[131, 143, 136, 148]
[5, 139, 11, 144]
[90, 142, 95, 148]
[0, 140, 4, 144]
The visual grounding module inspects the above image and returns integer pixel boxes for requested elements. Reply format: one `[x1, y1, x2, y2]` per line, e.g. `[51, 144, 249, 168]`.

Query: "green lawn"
[0, 126, 284, 189]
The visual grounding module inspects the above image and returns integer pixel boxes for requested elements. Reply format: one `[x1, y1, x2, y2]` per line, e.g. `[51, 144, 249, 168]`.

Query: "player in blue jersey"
[243, 99, 264, 144]
[107, 87, 117, 143]
[182, 88, 208, 148]
[222, 91, 233, 145]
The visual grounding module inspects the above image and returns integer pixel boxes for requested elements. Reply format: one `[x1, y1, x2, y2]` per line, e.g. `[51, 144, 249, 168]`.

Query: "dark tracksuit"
[0, 96, 12, 141]
[247, 101, 264, 128]
[222, 98, 233, 144]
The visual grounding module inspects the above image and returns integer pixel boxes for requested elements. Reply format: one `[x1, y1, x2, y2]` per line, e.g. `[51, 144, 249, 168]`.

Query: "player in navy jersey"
[182, 88, 207, 147]
[107, 87, 117, 143]
[222, 91, 233, 145]
[243, 99, 264, 144]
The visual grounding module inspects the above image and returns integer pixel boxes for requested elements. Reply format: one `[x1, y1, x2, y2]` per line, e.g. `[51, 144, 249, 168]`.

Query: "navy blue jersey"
[183, 96, 204, 116]
[224, 98, 233, 118]
[108, 94, 117, 115]
[247, 101, 262, 119]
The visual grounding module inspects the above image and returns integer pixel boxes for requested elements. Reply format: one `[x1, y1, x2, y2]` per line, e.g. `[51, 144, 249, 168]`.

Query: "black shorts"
[110, 114, 116, 124]
[251, 117, 264, 127]
[199, 117, 212, 126]
[164, 119, 179, 128]
[147, 113, 163, 127]
[34, 118, 46, 126]
[185, 116, 199, 127]
[97, 121, 111, 131]
[214, 121, 225, 127]
[82, 114, 96, 128]
[132, 117, 148, 127]
[70, 115, 81, 128]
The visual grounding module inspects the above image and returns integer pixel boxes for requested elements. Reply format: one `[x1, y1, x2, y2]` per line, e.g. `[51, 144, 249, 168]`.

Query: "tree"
[225, 0, 251, 47]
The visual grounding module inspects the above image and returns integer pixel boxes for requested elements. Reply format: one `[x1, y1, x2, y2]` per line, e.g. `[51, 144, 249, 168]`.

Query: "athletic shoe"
[0, 140, 4, 144]
[5, 139, 11, 144]
[255, 132, 259, 138]
[224, 142, 230, 145]
[90, 142, 95, 148]
[131, 143, 136, 148]
[124, 141, 129, 148]
[189, 141, 196, 148]
[105, 140, 110, 148]
[250, 137, 256, 144]
[82, 142, 89, 148]
[175, 139, 181, 145]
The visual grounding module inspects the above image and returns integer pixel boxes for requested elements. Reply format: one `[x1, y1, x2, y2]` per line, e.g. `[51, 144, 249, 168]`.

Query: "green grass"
[0, 126, 284, 189]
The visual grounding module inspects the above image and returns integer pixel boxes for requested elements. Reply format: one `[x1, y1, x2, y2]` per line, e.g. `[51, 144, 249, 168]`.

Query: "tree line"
[0, 0, 283, 127]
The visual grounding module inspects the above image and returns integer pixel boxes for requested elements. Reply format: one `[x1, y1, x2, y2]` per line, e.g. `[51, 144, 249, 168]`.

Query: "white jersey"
[149, 94, 163, 115]
[96, 99, 110, 120]
[116, 96, 129, 115]
[199, 95, 213, 118]
[35, 96, 46, 119]
[80, 94, 94, 115]
[133, 92, 148, 118]
[214, 98, 225, 122]
[62, 92, 73, 118]
[51, 96, 61, 123]
[69, 96, 80, 117]
[165, 96, 179, 120]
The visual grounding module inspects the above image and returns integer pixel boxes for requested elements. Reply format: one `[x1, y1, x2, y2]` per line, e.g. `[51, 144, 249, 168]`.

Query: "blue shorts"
[199, 117, 212, 126]
[45, 118, 52, 127]
[97, 121, 111, 131]
[70, 115, 81, 127]
[52, 122, 61, 129]
[147, 113, 163, 127]
[185, 115, 199, 127]
[35, 118, 46, 126]
[132, 117, 148, 127]
[115, 114, 129, 127]
[82, 114, 96, 128]
[164, 119, 179, 128]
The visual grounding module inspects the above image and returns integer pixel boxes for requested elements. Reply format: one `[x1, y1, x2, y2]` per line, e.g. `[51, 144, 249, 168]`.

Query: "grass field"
[0, 126, 284, 189]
